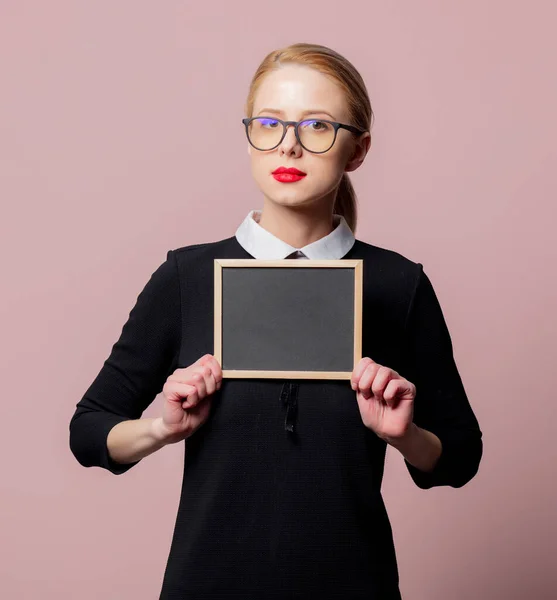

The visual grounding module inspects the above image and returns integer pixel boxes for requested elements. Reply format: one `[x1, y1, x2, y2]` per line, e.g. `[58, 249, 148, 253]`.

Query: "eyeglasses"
[242, 116, 367, 154]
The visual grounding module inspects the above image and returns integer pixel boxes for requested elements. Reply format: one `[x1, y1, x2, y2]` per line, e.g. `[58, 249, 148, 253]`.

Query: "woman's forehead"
[253, 66, 348, 121]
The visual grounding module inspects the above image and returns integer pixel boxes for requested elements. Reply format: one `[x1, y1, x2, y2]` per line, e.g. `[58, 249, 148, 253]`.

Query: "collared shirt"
[234, 208, 356, 260]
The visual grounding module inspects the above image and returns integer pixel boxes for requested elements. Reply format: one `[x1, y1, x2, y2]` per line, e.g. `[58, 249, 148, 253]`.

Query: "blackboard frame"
[214, 259, 363, 379]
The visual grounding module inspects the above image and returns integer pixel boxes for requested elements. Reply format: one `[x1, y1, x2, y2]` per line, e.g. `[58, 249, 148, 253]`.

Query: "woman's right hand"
[155, 354, 222, 445]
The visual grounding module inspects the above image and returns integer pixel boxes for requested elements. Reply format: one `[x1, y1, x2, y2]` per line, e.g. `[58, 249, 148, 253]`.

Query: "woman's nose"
[280, 124, 300, 153]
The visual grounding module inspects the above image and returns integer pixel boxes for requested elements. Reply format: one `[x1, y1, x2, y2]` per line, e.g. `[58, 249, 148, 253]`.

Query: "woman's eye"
[302, 120, 326, 131]
[258, 118, 280, 128]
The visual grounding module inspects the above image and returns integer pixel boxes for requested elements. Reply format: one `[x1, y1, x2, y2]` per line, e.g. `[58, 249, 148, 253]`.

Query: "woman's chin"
[268, 196, 316, 210]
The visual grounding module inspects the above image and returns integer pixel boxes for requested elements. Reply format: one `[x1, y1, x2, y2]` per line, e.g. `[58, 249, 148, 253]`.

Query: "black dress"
[69, 235, 483, 599]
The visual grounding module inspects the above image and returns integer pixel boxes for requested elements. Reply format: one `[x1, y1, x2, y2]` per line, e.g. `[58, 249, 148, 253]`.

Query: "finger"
[182, 389, 199, 409]
[197, 364, 218, 396]
[168, 367, 198, 383]
[170, 365, 217, 400]
[200, 355, 223, 389]
[172, 354, 214, 385]
[170, 355, 223, 389]
[189, 371, 208, 400]
[164, 380, 198, 406]
[357, 362, 381, 399]
[170, 361, 213, 387]
[351, 357, 375, 390]
[383, 379, 404, 407]
[180, 382, 200, 408]
[370, 367, 396, 402]
[195, 353, 214, 366]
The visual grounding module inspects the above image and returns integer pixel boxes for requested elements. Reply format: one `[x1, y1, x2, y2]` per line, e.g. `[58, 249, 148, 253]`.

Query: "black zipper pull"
[280, 382, 298, 434]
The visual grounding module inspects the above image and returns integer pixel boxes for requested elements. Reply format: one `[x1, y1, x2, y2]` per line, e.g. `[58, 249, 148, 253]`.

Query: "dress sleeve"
[401, 263, 483, 489]
[69, 250, 181, 475]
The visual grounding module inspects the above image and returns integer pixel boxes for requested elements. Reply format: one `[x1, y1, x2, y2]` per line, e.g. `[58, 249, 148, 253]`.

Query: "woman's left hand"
[351, 357, 416, 442]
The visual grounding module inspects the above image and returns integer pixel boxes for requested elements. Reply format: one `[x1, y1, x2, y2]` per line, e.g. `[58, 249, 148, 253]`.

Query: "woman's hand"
[351, 357, 416, 442]
[155, 354, 222, 445]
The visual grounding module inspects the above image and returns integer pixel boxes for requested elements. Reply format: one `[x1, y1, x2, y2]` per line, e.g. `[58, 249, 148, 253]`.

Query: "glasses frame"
[242, 116, 367, 154]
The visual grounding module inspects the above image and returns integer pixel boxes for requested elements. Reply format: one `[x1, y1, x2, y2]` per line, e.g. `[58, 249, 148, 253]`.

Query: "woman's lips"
[272, 173, 306, 183]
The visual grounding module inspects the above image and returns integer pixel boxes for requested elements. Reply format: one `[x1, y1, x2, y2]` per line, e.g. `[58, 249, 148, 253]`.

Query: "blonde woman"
[70, 43, 483, 599]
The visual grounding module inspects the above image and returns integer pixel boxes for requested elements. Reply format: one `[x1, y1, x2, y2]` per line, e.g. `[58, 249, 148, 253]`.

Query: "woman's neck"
[256, 200, 336, 249]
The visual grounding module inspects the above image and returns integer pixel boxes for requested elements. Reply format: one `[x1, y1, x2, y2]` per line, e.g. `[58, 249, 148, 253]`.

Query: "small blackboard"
[214, 259, 363, 379]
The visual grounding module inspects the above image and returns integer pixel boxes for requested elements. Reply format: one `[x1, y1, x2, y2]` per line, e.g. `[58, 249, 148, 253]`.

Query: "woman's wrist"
[383, 423, 443, 473]
[106, 417, 170, 466]
[150, 417, 175, 445]
[380, 422, 419, 448]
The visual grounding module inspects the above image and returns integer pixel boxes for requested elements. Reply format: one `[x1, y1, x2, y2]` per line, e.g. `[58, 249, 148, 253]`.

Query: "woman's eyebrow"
[256, 108, 337, 120]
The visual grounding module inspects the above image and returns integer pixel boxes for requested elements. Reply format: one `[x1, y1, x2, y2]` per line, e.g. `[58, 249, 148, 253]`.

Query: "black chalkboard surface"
[214, 259, 363, 379]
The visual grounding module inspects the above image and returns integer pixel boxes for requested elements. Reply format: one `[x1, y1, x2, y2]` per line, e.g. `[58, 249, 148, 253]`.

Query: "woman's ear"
[345, 133, 371, 173]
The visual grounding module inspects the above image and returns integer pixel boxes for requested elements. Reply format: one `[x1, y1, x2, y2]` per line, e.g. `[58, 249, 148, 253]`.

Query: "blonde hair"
[244, 42, 374, 234]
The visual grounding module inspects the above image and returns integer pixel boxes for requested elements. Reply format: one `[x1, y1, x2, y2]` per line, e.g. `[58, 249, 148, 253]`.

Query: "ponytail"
[333, 173, 357, 234]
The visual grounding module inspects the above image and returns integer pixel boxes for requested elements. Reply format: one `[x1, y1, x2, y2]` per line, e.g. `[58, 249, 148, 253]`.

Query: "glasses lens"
[247, 117, 284, 150]
[247, 118, 336, 152]
[298, 119, 335, 152]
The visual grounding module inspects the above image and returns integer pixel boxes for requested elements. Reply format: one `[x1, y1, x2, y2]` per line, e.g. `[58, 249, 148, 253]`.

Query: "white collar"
[235, 209, 355, 260]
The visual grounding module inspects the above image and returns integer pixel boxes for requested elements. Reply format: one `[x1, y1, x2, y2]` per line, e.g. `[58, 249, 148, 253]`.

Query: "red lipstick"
[272, 166, 307, 183]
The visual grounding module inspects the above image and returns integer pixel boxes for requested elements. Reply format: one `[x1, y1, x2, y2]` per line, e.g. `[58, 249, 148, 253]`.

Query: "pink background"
[1, 1, 556, 598]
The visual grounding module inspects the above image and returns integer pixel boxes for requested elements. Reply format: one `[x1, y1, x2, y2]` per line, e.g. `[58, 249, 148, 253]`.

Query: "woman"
[69, 43, 483, 599]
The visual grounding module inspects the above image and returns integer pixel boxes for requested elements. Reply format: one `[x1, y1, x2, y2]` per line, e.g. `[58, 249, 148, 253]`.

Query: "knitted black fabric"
[69, 235, 483, 599]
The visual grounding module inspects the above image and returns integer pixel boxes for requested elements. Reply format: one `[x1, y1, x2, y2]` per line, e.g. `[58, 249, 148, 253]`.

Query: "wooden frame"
[214, 259, 363, 379]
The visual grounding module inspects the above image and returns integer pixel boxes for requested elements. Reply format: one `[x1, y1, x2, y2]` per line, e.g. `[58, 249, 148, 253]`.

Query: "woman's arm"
[383, 423, 442, 473]
[105, 417, 172, 466]
[399, 263, 483, 489]
[69, 250, 181, 475]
